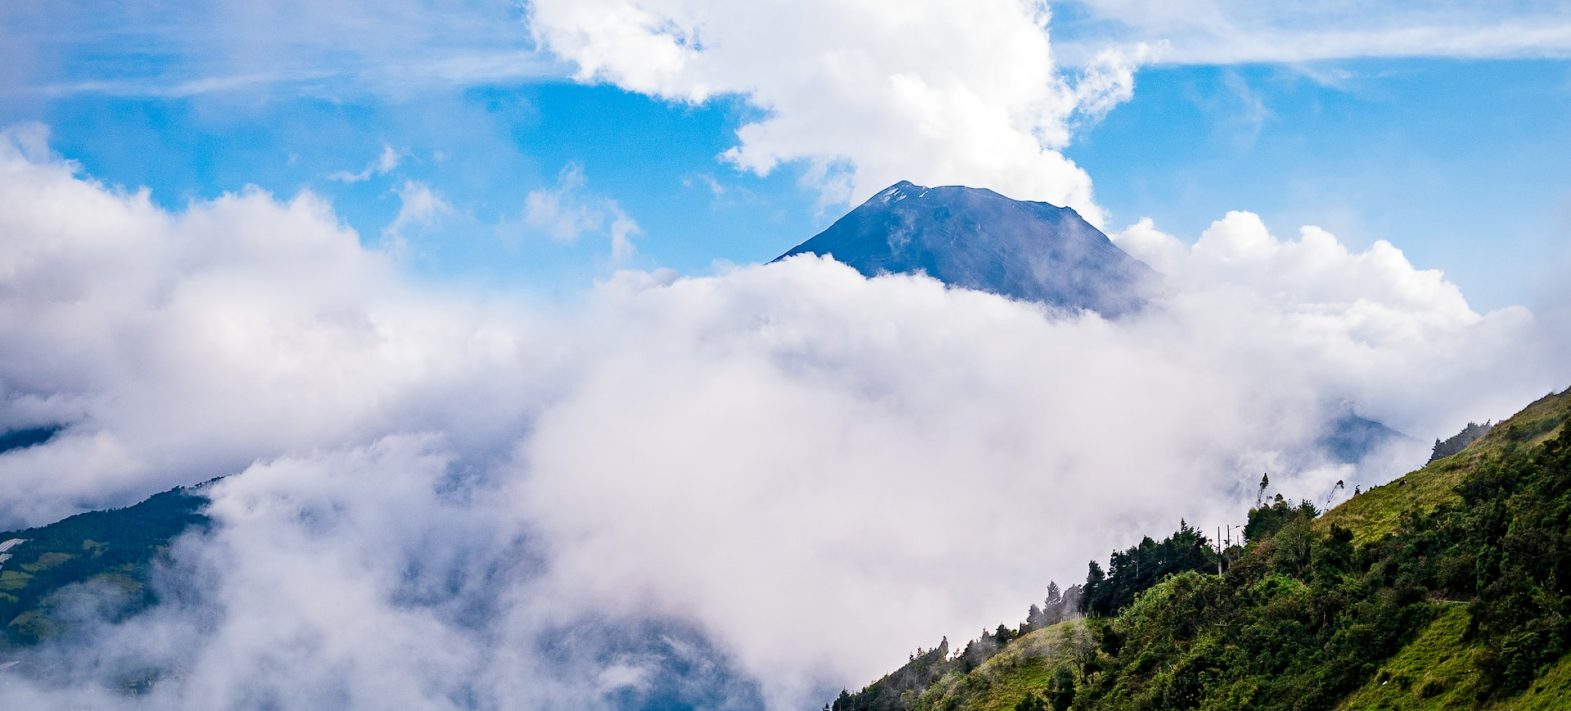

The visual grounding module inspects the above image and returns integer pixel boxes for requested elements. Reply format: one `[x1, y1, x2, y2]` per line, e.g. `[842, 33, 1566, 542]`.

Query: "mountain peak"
[877, 180, 924, 198]
[776, 181, 1155, 316]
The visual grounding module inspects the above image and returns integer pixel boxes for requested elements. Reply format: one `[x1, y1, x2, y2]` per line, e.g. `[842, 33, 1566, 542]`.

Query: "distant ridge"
[776, 181, 1155, 316]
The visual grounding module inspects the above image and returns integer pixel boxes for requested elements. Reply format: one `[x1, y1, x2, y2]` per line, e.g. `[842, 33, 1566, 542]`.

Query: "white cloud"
[0, 128, 545, 525]
[382, 179, 453, 246]
[523, 163, 642, 260]
[1120, 211, 1485, 333]
[527, 0, 1150, 225]
[329, 144, 402, 183]
[0, 129, 1562, 709]
[1054, 1, 1571, 65]
[1113, 212, 1542, 427]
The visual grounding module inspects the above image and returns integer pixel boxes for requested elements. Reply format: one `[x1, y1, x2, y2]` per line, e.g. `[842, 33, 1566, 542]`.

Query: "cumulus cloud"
[0, 130, 1563, 708]
[1113, 212, 1543, 429]
[0, 126, 546, 525]
[524, 163, 642, 260]
[528, 0, 1149, 224]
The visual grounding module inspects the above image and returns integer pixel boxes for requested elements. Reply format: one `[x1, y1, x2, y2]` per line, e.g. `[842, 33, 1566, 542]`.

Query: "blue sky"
[1073, 59, 1571, 310]
[3, 1, 1569, 310]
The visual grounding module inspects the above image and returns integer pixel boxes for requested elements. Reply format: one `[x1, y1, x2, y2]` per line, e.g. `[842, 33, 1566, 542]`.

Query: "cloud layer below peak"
[0, 127, 1562, 709]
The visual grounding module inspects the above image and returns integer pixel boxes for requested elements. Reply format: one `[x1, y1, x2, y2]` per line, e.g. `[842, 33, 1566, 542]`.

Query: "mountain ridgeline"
[777, 182, 1156, 317]
[830, 387, 1571, 711]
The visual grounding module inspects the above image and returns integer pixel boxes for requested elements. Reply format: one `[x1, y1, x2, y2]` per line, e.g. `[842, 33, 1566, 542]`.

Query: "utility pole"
[1216, 526, 1224, 575]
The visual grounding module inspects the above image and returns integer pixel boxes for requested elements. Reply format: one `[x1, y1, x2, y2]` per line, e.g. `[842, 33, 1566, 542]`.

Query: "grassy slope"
[1320, 388, 1571, 547]
[1281, 388, 1566, 711]
[1277, 388, 1571, 711]
[871, 387, 1571, 711]
[1507, 653, 1571, 710]
[1334, 604, 1481, 710]
[913, 621, 1089, 711]
[1325, 389, 1571, 711]
[1335, 602, 1571, 711]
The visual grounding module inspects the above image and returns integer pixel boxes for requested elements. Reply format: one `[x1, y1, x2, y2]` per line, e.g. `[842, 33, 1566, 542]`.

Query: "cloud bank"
[528, 0, 1147, 224]
[0, 128, 1561, 708]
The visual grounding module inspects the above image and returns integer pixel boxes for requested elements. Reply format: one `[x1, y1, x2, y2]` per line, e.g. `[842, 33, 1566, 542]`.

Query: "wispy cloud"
[383, 180, 453, 246]
[32, 71, 332, 99]
[0, 0, 565, 99]
[523, 164, 641, 261]
[1217, 69, 1272, 150]
[330, 144, 402, 184]
[1054, 1, 1571, 65]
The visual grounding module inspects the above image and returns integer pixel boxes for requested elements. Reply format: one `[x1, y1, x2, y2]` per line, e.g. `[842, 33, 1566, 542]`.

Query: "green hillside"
[1320, 388, 1571, 546]
[0, 484, 210, 651]
[909, 621, 1092, 711]
[832, 387, 1571, 711]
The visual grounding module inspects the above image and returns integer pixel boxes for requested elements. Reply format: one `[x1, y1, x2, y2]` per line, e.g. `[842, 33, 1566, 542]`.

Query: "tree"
[1039, 580, 1073, 625]
[1026, 602, 1044, 629]
[1324, 479, 1345, 505]
[1047, 666, 1076, 711]
[1081, 522, 1218, 616]
[1083, 561, 1108, 616]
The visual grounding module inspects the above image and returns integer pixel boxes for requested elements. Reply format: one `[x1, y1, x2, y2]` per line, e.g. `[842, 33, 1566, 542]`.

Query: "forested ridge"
[0, 485, 210, 650]
[831, 387, 1571, 711]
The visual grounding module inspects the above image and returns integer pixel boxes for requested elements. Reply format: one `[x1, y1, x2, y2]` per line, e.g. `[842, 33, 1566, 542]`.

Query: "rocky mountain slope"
[777, 182, 1155, 317]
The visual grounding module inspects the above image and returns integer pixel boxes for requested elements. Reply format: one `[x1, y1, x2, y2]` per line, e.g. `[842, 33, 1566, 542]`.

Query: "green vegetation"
[1334, 604, 1480, 709]
[912, 622, 1093, 711]
[830, 589, 1083, 711]
[1324, 389, 1571, 546]
[831, 387, 1571, 710]
[1080, 521, 1218, 618]
[1314, 454, 1470, 547]
[0, 484, 210, 650]
[1430, 421, 1493, 463]
[828, 621, 1093, 711]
